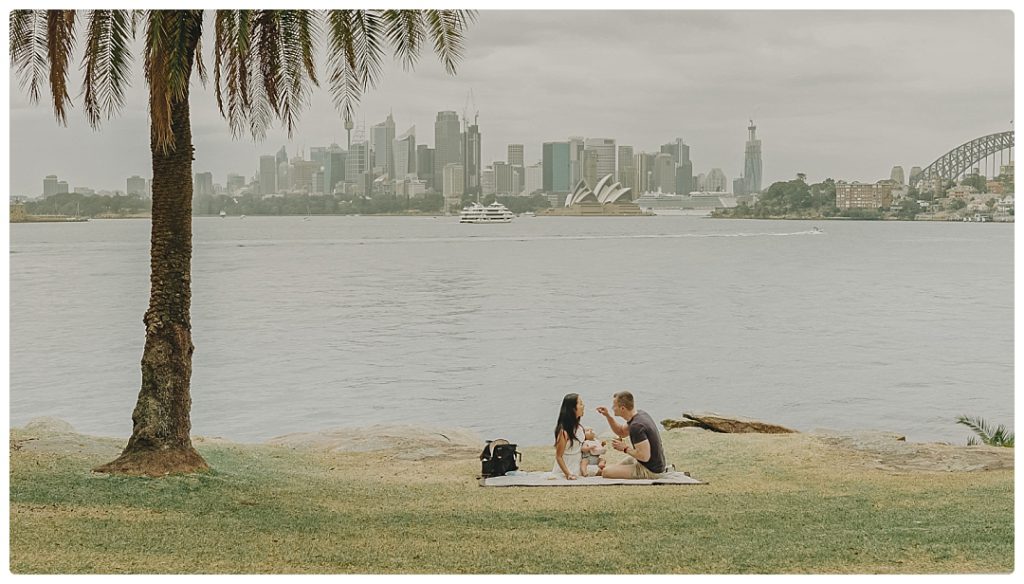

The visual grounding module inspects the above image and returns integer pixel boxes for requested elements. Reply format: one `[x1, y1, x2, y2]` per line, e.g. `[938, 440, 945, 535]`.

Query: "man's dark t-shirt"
[628, 409, 666, 473]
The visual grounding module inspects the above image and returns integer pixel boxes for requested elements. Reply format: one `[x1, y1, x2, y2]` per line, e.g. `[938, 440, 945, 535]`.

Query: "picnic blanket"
[480, 470, 704, 487]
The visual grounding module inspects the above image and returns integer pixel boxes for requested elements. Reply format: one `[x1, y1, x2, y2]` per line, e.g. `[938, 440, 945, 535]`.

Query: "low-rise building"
[835, 180, 895, 210]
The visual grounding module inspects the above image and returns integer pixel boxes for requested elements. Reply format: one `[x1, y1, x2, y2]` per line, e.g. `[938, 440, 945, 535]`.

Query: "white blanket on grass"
[480, 471, 704, 487]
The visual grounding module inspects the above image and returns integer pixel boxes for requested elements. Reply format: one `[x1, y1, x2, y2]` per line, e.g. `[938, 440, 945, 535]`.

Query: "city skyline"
[8, 10, 1014, 195]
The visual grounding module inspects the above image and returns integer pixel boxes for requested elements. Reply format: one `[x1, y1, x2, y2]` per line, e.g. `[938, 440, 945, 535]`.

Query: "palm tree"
[956, 415, 1014, 447]
[10, 9, 475, 476]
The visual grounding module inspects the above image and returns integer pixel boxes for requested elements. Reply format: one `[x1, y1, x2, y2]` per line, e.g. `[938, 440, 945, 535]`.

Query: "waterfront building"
[371, 112, 396, 178]
[434, 111, 462, 194]
[618, 145, 635, 191]
[908, 166, 923, 185]
[346, 141, 369, 186]
[126, 175, 147, 197]
[276, 145, 288, 168]
[585, 138, 616, 181]
[568, 136, 585, 185]
[324, 144, 346, 194]
[835, 180, 896, 210]
[291, 159, 319, 194]
[417, 145, 435, 191]
[653, 153, 675, 193]
[394, 126, 416, 179]
[442, 162, 464, 214]
[481, 166, 496, 196]
[507, 144, 524, 166]
[309, 146, 327, 167]
[194, 172, 214, 196]
[56, 180, 69, 194]
[463, 121, 481, 197]
[226, 173, 245, 194]
[743, 120, 763, 193]
[523, 162, 543, 196]
[259, 155, 277, 194]
[695, 172, 707, 192]
[277, 160, 290, 192]
[542, 141, 571, 193]
[707, 168, 728, 192]
[582, 149, 599, 189]
[494, 161, 513, 195]
[634, 153, 651, 194]
[43, 175, 59, 197]
[890, 165, 905, 185]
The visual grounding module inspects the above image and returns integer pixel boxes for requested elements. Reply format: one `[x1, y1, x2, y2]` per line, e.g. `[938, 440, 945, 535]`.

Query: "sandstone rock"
[682, 412, 798, 434]
[21, 417, 77, 434]
[661, 418, 704, 430]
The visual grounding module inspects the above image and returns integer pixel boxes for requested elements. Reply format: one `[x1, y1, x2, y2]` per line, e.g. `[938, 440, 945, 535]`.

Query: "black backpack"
[479, 439, 521, 478]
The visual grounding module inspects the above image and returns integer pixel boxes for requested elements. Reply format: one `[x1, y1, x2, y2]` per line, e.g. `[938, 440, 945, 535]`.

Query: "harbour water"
[9, 216, 1014, 446]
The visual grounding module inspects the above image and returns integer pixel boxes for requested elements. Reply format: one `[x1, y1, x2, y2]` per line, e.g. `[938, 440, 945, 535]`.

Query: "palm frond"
[324, 9, 362, 122]
[47, 10, 78, 125]
[422, 9, 474, 75]
[81, 9, 137, 128]
[272, 10, 318, 137]
[382, 10, 423, 71]
[10, 10, 48, 105]
[957, 415, 1014, 447]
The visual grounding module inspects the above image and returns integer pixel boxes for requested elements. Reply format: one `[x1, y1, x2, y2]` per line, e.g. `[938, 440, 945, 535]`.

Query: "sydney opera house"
[540, 174, 644, 216]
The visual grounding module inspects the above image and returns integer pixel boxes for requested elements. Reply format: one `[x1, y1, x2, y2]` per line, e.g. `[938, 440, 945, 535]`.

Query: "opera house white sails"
[538, 174, 643, 216]
[563, 174, 633, 207]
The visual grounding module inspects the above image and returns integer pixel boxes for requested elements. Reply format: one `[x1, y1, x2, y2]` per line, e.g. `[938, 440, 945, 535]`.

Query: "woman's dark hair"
[554, 393, 581, 447]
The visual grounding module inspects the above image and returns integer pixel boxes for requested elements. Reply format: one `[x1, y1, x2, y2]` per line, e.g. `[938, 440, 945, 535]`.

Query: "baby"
[580, 427, 607, 477]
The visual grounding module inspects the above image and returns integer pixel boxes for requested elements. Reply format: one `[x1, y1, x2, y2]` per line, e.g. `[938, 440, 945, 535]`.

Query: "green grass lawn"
[9, 428, 1014, 574]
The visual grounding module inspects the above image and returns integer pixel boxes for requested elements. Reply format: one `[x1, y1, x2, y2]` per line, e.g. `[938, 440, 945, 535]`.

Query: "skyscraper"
[582, 149, 599, 189]
[507, 144, 524, 166]
[890, 166, 905, 185]
[707, 168, 728, 192]
[194, 172, 214, 196]
[434, 111, 462, 194]
[584, 138, 616, 181]
[653, 153, 675, 193]
[909, 166, 923, 185]
[442, 162, 464, 213]
[323, 143, 346, 194]
[744, 120, 763, 193]
[43, 175, 59, 197]
[633, 153, 650, 194]
[494, 161, 512, 195]
[617, 145, 635, 191]
[416, 145, 435, 191]
[276, 145, 288, 168]
[126, 175, 147, 197]
[524, 162, 543, 196]
[463, 121, 481, 197]
[568, 136, 585, 185]
[542, 142, 571, 193]
[371, 112, 396, 178]
[259, 155, 277, 194]
[394, 126, 416, 179]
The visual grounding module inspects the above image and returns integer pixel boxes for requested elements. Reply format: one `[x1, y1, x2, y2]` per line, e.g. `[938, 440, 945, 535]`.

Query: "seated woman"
[552, 393, 585, 480]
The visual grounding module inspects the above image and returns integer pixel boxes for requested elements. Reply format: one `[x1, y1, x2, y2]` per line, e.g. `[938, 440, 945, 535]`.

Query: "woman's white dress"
[551, 426, 586, 476]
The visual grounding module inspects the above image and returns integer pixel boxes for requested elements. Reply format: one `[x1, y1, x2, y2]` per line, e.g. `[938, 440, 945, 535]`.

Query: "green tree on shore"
[956, 415, 1014, 447]
[11, 9, 475, 476]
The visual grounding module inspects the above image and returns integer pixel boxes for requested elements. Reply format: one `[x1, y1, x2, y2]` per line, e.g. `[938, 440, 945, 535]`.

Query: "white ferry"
[460, 202, 514, 224]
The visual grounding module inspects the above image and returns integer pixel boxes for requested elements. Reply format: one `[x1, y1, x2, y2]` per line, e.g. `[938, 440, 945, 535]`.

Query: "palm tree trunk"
[94, 53, 207, 477]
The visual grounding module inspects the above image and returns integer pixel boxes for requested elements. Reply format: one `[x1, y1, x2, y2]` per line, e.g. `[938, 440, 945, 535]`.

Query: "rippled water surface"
[9, 216, 1014, 445]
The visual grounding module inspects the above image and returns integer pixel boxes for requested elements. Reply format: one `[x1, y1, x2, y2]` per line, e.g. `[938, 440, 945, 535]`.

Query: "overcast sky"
[7, 9, 1015, 196]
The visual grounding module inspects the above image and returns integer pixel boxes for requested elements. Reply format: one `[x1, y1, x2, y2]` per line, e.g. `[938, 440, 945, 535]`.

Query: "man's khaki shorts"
[629, 459, 664, 480]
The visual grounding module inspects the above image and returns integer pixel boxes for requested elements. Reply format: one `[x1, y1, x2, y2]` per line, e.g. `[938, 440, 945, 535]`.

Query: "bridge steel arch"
[912, 131, 1014, 187]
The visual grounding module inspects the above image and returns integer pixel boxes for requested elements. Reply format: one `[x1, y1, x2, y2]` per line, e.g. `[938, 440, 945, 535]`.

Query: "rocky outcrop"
[661, 418, 703, 430]
[662, 412, 798, 434]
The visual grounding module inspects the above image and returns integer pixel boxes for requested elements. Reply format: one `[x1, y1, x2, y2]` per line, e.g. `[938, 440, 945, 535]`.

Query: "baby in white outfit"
[580, 427, 607, 477]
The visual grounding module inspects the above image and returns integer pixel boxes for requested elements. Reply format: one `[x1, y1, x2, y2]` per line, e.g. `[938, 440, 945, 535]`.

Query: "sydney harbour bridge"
[910, 130, 1014, 188]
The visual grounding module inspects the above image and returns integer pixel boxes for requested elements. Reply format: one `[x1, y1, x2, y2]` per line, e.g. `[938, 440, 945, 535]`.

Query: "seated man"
[595, 390, 667, 479]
